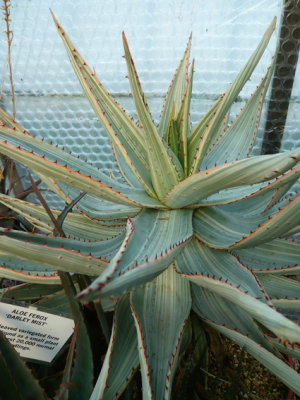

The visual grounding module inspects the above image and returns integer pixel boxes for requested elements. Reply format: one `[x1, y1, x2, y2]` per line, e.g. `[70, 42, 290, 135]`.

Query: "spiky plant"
[0, 13, 300, 399]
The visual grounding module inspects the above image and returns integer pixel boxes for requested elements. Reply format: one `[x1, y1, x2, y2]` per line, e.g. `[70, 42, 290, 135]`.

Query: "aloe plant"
[0, 13, 300, 398]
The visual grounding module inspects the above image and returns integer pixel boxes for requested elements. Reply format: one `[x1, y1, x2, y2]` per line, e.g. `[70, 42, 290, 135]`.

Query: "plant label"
[0, 302, 74, 363]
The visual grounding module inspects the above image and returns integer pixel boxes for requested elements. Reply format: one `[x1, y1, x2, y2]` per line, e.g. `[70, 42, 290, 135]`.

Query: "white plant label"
[0, 302, 74, 363]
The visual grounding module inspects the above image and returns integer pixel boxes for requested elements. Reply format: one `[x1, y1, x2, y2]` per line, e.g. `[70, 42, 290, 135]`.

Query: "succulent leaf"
[194, 194, 300, 249]
[159, 33, 192, 138]
[268, 337, 300, 361]
[90, 295, 139, 400]
[0, 331, 46, 400]
[163, 148, 300, 208]
[201, 56, 276, 168]
[189, 17, 276, 173]
[191, 286, 277, 353]
[130, 265, 191, 400]
[77, 209, 193, 301]
[176, 61, 194, 176]
[0, 256, 60, 283]
[0, 193, 126, 239]
[175, 238, 270, 302]
[1, 282, 61, 300]
[122, 33, 183, 199]
[181, 278, 300, 344]
[50, 11, 156, 198]
[187, 95, 223, 164]
[255, 275, 300, 307]
[232, 238, 300, 274]
[0, 230, 109, 276]
[195, 166, 300, 207]
[0, 228, 125, 260]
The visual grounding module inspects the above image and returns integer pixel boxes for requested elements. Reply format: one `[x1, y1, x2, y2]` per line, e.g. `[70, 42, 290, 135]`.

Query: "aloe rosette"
[0, 14, 300, 398]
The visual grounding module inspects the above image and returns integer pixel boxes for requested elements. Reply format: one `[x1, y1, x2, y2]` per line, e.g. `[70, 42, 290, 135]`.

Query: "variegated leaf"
[189, 18, 276, 173]
[159, 34, 192, 138]
[257, 275, 300, 310]
[163, 148, 300, 208]
[130, 265, 191, 400]
[0, 129, 164, 208]
[77, 209, 193, 301]
[0, 256, 60, 283]
[122, 33, 183, 199]
[232, 238, 300, 275]
[51, 12, 156, 198]
[191, 285, 278, 354]
[0, 193, 126, 239]
[176, 238, 300, 343]
[195, 166, 300, 207]
[201, 57, 275, 168]
[193, 194, 300, 249]
[90, 296, 139, 400]
[0, 229, 112, 277]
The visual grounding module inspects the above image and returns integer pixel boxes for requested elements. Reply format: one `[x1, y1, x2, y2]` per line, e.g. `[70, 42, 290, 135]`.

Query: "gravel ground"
[206, 338, 289, 400]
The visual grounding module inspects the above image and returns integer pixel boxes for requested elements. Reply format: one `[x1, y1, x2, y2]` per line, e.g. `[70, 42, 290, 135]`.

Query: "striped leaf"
[159, 34, 192, 138]
[130, 265, 191, 400]
[193, 194, 300, 249]
[163, 148, 300, 208]
[122, 33, 183, 199]
[51, 11, 155, 198]
[90, 295, 139, 400]
[191, 286, 277, 354]
[0, 256, 59, 283]
[231, 238, 300, 275]
[201, 57, 275, 169]
[77, 208, 193, 301]
[195, 166, 300, 207]
[0, 229, 111, 277]
[0, 331, 46, 400]
[0, 194, 126, 239]
[0, 130, 164, 208]
[189, 18, 276, 173]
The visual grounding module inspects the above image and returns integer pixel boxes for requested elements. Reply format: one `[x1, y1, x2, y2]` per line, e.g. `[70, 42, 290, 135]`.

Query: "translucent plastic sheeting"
[0, 0, 299, 203]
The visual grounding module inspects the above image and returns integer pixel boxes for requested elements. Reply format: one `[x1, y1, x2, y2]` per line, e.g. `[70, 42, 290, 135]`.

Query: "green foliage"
[0, 13, 299, 399]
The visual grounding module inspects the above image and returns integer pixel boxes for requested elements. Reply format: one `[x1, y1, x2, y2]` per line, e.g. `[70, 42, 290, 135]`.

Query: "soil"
[206, 337, 290, 400]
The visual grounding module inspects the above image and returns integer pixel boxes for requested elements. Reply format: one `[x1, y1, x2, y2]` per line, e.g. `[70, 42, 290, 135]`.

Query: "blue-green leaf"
[176, 238, 270, 303]
[193, 194, 300, 249]
[0, 128, 164, 208]
[77, 209, 193, 301]
[163, 148, 300, 208]
[191, 285, 277, 354]
[0, 229, 113, 277]
[90, 295, 139, 400]
[176, 238, 300, 343]
[201, 57, 275, 168]
[0, 256, 59, 283]
[0, 193, 126, 239]
[194, 166, 300, 207]
[258, 275, 300, 310]
[189, 18, 276, 173]
[130, 265, 191, 400]
[122, 33, 183, 199]
[51, 12, 155, 197]
[232, 238, 300, 275]
[159, 34, 192, 138]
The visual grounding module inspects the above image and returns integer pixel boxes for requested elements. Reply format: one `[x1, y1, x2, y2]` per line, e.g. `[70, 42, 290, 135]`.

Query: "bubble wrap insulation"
[0, 0, 299, 206]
